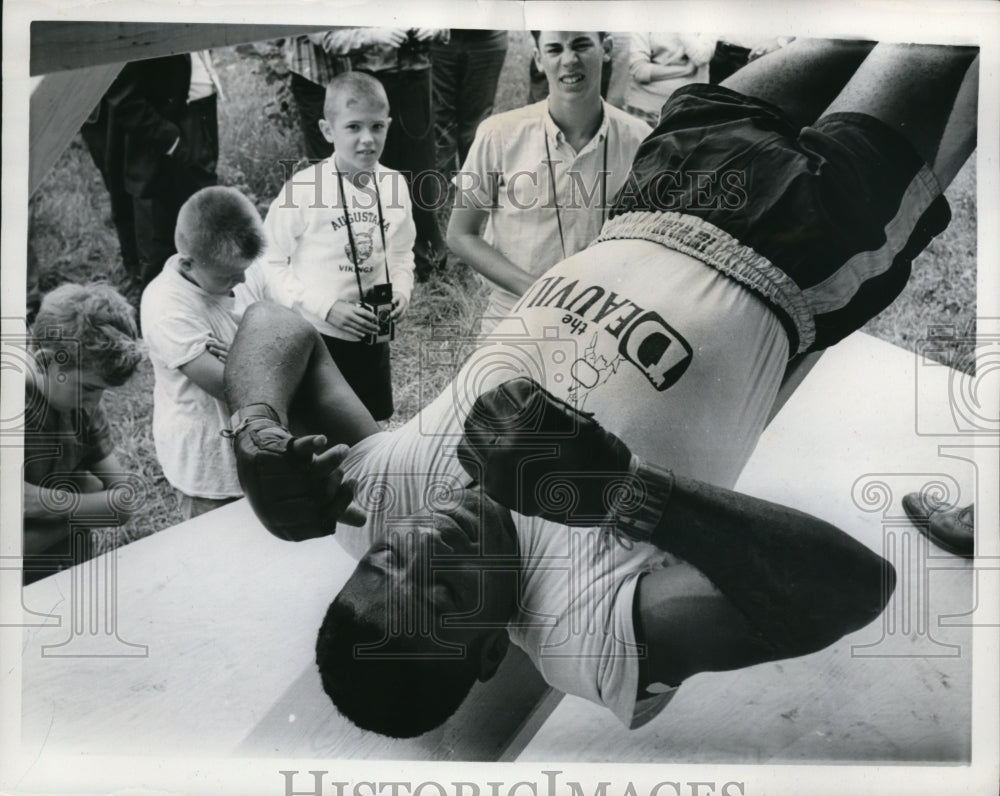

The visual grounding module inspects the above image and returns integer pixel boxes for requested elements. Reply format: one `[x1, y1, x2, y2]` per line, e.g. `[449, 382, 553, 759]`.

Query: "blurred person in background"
[623, 32, 715, 126]
[432, 29, 510, 176]
[80, 52, 221, 290]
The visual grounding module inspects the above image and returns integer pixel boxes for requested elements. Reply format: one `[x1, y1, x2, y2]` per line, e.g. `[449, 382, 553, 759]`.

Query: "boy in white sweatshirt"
[262, 71, 416, 420]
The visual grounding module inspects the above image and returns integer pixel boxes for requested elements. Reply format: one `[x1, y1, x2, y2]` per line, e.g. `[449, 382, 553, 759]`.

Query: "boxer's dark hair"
[316, 597, 480, 738]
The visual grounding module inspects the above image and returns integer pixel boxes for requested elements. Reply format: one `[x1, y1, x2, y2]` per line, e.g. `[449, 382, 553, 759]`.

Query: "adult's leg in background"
[376, 68, 447, 278]
[133, 193, 180, 288]
[290, 71, 335, 162]
[454, 31, 509, 166]
[80, 106, 142, 282]
[431, 37, 462, 175]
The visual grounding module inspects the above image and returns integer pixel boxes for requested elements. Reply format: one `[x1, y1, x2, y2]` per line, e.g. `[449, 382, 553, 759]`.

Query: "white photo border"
[2, 1, 998, 794]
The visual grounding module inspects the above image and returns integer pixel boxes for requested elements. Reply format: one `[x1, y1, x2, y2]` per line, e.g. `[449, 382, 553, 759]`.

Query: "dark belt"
[716, 42, 752, 60]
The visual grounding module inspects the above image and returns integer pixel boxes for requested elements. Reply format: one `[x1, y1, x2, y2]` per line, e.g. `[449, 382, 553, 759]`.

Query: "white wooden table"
[10, 333, 990, 773]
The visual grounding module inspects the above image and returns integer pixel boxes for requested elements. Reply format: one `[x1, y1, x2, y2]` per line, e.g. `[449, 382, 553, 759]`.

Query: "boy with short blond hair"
[141, 186, 266, 519]
[23, 282, 144, 584]
[261, 71, 416, 421]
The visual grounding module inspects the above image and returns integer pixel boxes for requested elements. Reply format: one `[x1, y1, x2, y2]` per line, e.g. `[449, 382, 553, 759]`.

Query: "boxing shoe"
[901, 493, 974, 558]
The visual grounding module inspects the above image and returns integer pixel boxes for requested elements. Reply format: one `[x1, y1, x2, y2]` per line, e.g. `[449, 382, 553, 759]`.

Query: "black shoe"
[901, 493, 975, 558]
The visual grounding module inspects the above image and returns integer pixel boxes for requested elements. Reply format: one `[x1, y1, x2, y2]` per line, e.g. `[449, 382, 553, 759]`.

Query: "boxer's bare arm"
[457, 378, 894, 688]
[633, 475, 894, 688]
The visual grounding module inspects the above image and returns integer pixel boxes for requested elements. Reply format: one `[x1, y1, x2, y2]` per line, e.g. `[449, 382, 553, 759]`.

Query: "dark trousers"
[290, 71, 335, 162]
[320, 335, 394, 421]
[83, 94, 218, 287]
[373, 68, 446, 278]
[81, 112, 142, 281]
[137, 94, 218, 286]
[431, 31, 509, 174]
[709, 42, 752, 85]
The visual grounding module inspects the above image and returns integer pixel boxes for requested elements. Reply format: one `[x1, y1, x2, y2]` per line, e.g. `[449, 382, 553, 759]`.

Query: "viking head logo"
[346, 230, 374, 266]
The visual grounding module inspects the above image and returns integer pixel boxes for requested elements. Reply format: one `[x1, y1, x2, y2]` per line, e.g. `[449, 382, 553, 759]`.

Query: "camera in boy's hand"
[398, 28, 432, 59]
[362, 283, 395, 345]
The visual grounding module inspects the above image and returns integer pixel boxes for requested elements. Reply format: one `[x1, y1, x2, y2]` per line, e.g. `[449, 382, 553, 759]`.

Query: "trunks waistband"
[596, 211, 815, 354]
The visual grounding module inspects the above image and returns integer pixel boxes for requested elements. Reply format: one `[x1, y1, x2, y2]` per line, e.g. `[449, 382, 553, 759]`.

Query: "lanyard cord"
[335, 167, 392, 301]
[543, 126, 609, 260]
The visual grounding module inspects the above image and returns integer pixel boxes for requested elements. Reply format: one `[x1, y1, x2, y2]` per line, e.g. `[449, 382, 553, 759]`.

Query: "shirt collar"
[328, 158, 384, 192]
[542, 99, 610, 153]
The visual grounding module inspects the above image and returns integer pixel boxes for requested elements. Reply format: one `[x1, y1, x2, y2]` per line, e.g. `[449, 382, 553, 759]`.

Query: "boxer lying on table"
[223, 40, 977, 738]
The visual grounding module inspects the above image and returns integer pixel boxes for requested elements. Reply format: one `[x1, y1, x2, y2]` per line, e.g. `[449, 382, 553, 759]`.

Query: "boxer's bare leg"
[226, 302, 379, 446]
[822, 43, 978, 182]
[931, 54, 978, 188]
[723, 40, 977, 189]
[721, 38, 876, 127]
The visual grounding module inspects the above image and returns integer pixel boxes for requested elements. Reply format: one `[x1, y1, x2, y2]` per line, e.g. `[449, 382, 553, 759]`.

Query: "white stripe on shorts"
[802, 164, 941, 315]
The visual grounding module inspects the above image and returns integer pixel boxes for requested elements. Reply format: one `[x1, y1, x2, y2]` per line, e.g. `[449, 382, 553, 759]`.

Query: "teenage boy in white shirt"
[447, 31, 650, 334]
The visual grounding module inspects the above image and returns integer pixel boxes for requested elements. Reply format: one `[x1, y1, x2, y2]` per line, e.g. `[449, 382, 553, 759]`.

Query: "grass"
[27, 32, 977, 550]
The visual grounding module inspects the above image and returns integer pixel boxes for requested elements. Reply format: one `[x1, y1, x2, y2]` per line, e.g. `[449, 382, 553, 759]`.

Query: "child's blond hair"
[32, 282, 143, 385]
[323, 72, 390, 121]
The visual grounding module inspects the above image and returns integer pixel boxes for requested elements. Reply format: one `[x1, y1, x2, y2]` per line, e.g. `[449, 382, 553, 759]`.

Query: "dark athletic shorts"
[321, 336, 394, 421]
[602, 83, 952, 354]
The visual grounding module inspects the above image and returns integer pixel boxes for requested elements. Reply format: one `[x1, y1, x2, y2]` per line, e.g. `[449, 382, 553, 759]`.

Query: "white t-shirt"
[141, 256, 242, 498]
[233, 260, 272, 313]
[334, 388, 672, 728]
[261, 159, 416, 339]
[332, 238, 789, 726]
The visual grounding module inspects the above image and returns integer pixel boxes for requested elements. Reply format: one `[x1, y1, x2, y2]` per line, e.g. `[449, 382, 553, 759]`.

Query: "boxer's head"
[316, 489, 519, 738]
